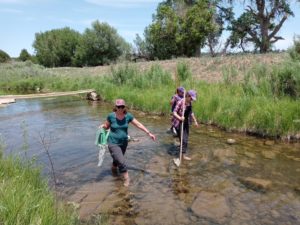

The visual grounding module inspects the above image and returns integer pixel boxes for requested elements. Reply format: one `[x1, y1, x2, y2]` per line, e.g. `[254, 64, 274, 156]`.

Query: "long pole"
[179, 91, 186, 165]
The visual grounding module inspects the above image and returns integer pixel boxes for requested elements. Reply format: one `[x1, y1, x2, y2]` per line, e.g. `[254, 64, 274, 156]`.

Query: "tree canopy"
[226, 0, 294, 53]
[33, 27, 80, 67]
[19, 49, 31, 62]
[141, 0, 214, 59]
[73, 21, 130, 66]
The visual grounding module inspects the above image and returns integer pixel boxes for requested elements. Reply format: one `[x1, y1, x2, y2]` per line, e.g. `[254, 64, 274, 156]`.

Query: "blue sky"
[0, 0, 299, 57]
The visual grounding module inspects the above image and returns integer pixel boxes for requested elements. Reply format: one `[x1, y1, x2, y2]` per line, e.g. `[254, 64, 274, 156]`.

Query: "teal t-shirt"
[107, 112, 134, 145]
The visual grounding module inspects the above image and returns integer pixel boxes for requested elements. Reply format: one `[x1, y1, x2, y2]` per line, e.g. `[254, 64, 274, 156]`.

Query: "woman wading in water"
[100, 99, 156, 187]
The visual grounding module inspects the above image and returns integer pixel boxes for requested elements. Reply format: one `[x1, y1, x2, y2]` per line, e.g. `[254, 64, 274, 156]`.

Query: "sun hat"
[187, 90, 197, 101]
[177, 86, 185, 93]
[115, 99, 126, 106]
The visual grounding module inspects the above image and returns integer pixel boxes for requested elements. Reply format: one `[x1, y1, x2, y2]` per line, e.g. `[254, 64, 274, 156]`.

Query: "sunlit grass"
[0, 153, 79, 225]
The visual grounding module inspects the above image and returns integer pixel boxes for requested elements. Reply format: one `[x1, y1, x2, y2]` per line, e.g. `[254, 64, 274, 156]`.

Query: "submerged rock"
[227, 138, 236, 144]
[261, 151, 277, 159]
[294, 187, 300, 195]
[238, 177, 272, 192]
[191, 191, 231, 224]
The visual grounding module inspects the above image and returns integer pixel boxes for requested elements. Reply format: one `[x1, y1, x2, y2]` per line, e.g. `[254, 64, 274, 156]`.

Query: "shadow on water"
[1, 96, 300, 225]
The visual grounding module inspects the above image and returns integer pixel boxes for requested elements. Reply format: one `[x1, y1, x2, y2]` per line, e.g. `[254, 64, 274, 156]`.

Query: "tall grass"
[0, 152, 79, 225]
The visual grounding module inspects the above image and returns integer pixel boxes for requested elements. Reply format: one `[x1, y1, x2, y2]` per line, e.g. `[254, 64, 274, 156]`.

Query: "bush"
[289, 35, 300, 61]
[0, 49, 10, 63]
[176, 61, 192, 82]
[19, 49, 31, 62]
[270, 62, 300, 98]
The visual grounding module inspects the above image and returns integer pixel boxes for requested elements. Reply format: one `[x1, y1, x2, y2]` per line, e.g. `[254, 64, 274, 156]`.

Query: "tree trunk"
[195, 46, 201, 57]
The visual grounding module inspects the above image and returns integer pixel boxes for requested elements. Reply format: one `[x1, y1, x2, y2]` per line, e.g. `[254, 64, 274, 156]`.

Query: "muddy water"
[0, 97, 299, 225]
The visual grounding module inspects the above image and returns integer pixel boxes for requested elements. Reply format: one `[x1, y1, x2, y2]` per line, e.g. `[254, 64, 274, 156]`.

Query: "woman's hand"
[147, 132, 156, 141]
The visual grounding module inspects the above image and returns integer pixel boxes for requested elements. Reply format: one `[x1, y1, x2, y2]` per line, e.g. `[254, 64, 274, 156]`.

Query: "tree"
[0, 50, 10, 63]
[144, 4, 180, 59]
[133, 34, 149, 58]
[227, 0, 294, 53]
[143, 0, 214, 59]
[19, 49, 31, 61]
[180, 0, 215, 56]
[33, 27, 80, 67]
[73, 21, 130, 66]
[205, 1, 234, 56]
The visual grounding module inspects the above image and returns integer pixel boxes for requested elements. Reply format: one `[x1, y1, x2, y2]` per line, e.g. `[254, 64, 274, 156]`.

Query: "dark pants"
[108, 142, 128, 173]
[175, 122, 189, 154]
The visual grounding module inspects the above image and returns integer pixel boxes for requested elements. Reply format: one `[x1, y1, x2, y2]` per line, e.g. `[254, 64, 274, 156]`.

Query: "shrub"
[176, 61, 192, 82]
[0, 49, 10, 63]
[270, 62, 300, 98]
[19, 49, 31, 62]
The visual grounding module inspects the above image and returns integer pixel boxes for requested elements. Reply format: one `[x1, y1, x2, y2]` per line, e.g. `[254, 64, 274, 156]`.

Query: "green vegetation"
[0, 49, 10, 63]
[289, 36, 300, 61]
[0, 54, 299, 140]
[143, 0, 214, 59]
[33, 27, 80, 67]
[32, 21, 129, 68]
[0, 149, 79, 225]
[72, 21, 130, 67]
[18, 49, 32, 62]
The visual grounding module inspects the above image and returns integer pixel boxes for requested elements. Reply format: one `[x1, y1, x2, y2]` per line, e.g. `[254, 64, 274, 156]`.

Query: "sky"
[0, 0, 299, 57]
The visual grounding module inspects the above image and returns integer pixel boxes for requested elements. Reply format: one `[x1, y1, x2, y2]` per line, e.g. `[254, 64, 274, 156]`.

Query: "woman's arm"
[191, 113, 199, 127]
[131, 118, 156, 141]
[173, 111, 184, 121]
[99, 120, 110, 129]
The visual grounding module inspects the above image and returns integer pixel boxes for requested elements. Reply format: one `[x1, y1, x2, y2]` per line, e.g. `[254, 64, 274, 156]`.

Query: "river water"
[0, 96, 299, 225]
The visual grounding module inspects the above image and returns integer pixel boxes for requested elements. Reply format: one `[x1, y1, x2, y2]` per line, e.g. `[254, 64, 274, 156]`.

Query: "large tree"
[144, 3, 180, 59]
[227, 0, 294, 53]
[73, 21, 130, 66]
[33, 27, 80, 67]
[142, 0, 214, 59]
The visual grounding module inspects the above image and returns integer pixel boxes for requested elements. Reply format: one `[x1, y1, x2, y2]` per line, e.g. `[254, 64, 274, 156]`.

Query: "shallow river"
[0, 96, 300, 225]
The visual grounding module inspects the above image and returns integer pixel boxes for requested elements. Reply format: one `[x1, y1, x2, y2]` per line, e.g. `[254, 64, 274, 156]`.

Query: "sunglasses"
[116, 105, 125, 109]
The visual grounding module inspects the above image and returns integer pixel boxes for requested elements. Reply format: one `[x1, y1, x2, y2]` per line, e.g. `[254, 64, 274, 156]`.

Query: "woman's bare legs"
[123, 171, 130, 187]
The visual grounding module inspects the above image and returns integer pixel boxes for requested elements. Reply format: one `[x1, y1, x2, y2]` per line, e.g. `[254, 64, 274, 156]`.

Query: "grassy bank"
[0, 55, 299, 140]
[0, 149, 79, 225]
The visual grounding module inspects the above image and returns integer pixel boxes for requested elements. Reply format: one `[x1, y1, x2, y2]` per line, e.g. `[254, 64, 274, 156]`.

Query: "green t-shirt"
[107, 112, 134, 145]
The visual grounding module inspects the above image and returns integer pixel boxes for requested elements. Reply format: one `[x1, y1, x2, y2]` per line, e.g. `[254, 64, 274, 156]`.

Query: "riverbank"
[0, 149, 78, 224]
[0, 53, 299, 141]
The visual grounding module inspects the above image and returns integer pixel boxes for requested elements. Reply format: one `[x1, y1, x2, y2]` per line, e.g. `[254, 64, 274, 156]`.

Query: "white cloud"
[85, 0, 160, 8]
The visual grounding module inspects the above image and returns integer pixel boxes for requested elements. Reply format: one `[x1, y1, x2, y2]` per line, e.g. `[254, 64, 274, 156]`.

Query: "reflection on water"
[0, 97, 299, 225]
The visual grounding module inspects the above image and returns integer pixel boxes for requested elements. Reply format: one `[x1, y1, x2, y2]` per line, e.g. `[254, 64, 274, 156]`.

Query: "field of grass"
[0, 53, 299, 140]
